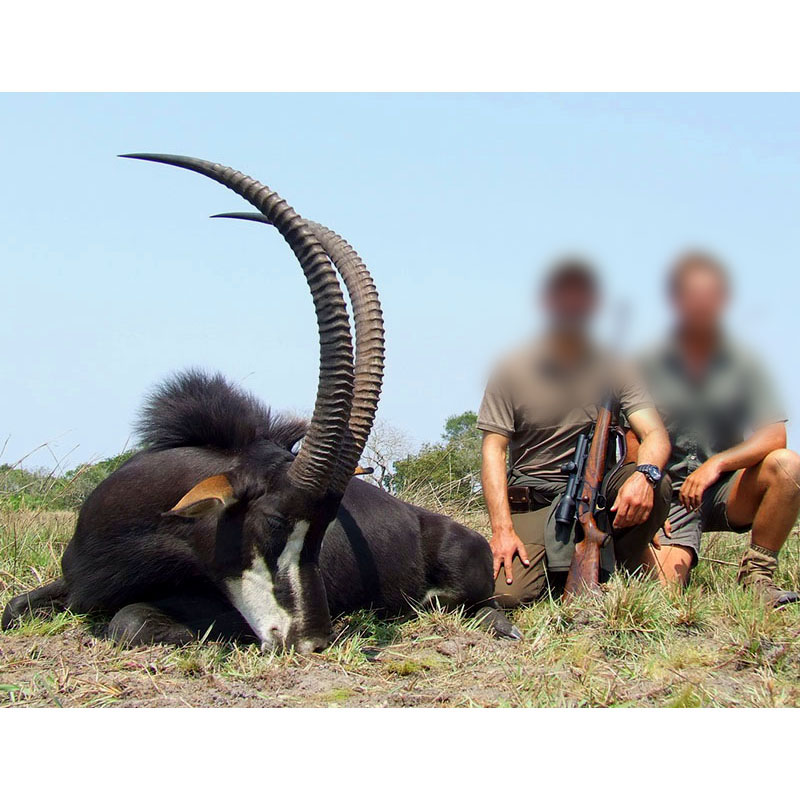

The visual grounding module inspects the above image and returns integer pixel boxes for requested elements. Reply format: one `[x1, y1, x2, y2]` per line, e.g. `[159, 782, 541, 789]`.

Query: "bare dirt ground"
[2, 511, 800, 707]
[0, 613, 523, 707]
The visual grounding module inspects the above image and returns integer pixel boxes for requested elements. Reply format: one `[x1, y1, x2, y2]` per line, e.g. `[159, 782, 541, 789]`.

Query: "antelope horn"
[212, 212, 385, 495]
[121, 154, 354, 497]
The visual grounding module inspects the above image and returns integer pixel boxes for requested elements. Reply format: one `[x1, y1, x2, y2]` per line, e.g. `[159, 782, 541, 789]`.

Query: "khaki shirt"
[639, 335, 787, 488]
[477, 338, 653, 486]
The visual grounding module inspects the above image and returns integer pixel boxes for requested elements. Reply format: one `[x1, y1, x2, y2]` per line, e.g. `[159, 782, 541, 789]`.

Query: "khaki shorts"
[656, 470, 750, 565]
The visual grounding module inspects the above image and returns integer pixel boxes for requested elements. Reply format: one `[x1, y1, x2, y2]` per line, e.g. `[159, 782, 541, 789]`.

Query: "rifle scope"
[555, 431, 590, 538]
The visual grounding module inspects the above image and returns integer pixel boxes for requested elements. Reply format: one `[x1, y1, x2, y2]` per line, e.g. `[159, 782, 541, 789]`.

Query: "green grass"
[2, 507, 800, 707]
[0, 452, 138, 512]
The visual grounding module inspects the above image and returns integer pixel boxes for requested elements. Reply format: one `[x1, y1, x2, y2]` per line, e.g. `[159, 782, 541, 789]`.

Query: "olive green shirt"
[639, 335, 787, 488]
[477, 338, 653, 485]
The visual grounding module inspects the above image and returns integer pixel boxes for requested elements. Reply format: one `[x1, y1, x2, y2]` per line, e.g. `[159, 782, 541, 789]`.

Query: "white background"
[2, 0, 799, 794]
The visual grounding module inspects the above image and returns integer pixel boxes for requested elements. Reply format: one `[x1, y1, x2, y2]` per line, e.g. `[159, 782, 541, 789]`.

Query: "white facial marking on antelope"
[225, 556, 290, 652]
[225, 520, 310, 652]
[277, 520, 309, 627]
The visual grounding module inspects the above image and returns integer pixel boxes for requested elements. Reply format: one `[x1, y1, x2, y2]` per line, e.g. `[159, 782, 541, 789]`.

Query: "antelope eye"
[262, 512, 288, 530]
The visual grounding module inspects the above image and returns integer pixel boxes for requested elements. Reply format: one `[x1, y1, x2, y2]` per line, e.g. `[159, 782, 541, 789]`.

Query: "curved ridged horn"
[121, 154, 354, 497]
[212, 212, 385, 495]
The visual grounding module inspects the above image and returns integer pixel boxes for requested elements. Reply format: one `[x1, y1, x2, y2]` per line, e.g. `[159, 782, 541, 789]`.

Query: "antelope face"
[167, 459, 333, 654]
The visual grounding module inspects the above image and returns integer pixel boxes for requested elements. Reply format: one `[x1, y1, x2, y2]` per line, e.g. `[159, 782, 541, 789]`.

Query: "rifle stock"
[563, 403, 614, 600]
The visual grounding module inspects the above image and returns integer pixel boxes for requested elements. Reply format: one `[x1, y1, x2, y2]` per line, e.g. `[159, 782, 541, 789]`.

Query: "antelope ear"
[166, 474, 237, 519]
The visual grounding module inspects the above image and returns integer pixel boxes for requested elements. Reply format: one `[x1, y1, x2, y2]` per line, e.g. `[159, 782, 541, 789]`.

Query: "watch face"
[639, 465, 661, 483]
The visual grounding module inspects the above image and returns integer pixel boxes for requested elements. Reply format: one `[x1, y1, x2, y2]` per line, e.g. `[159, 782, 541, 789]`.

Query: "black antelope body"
[2, 155, 519, 652]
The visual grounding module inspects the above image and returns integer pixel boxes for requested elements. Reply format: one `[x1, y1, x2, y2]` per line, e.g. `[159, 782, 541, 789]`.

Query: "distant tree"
[360, 418, 413, 491]
[392, 411, 482, 499]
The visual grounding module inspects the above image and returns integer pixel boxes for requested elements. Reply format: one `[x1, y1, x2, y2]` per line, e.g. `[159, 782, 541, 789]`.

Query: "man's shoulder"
[721, 336, 766, 370]
[634, 334, 772, 381]
[488, 339, 541, 377]
[584, 344, 644, 382]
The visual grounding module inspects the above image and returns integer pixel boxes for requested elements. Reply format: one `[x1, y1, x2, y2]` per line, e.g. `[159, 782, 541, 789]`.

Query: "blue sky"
[2, 93, 799, 469]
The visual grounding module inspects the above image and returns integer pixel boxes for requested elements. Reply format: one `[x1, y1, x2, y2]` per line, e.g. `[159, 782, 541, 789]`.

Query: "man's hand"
[611, 471, 654, 528]
[679, 456, 722, 511]
[490, 527, 530, 584]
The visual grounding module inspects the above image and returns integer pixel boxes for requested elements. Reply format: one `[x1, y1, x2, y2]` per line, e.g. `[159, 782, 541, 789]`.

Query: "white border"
[2, 1, 800, 91]
[1, 708, 796, 795]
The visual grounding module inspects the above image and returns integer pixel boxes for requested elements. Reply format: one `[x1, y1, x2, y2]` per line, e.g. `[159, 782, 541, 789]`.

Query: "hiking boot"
[737, 544, 800, 608]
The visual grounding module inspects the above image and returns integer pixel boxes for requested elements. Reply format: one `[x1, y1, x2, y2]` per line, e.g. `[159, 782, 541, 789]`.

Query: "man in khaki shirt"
[479, 260, 672, 606]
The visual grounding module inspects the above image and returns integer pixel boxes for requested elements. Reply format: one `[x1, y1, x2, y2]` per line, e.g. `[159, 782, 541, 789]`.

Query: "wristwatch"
[636, 464, 662, 485]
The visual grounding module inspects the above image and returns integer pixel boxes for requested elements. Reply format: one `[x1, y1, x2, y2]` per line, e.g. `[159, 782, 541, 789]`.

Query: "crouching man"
[479, 260, 672, 606]
[641, 252, 800, 605]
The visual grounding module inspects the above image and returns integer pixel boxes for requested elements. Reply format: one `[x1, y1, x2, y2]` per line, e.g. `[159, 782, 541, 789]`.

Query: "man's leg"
[493, 507, 549, 608]
[602, 463, 672, 573]
[724, 449, 800, 605]
[643, 542, 694, 586]
[643, 501, 700, 587]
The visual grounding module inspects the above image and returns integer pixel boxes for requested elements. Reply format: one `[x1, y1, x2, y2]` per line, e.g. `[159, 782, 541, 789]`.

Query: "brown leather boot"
[737, 544, 799, 607]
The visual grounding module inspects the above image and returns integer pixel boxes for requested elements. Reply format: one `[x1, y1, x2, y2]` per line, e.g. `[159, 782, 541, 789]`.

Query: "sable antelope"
[2, 155, 519, 652]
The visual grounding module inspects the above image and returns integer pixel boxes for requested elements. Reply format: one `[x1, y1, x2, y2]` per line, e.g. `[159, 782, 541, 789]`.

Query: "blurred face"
[544, 277, 597, 333]
[672, 266, 728, 334]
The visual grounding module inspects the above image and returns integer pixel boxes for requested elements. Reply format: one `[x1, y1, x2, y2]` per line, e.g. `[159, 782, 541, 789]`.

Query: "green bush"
[392, 411, 482, 501]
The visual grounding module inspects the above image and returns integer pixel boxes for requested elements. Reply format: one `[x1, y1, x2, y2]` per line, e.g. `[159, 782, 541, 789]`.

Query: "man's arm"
[679, 423, 786, 511]
[628, 406, 671, 470]
[611, 407, 671, 528]
[481, 431, 530, 583]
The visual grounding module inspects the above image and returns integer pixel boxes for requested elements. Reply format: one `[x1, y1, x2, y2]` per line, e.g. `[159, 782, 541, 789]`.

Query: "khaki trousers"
[494, 463, 672, 607]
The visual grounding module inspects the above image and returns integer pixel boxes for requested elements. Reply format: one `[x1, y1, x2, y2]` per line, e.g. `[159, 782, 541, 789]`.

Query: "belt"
[507, 485, 555, 514]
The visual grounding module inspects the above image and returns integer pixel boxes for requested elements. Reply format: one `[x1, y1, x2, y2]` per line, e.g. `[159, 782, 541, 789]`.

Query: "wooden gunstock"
[563, 403, 615, 601]
[563, 514, 607, 598]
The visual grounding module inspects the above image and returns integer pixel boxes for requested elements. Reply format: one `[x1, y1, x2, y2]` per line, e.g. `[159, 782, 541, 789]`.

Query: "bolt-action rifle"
[555, 392, 626, 599]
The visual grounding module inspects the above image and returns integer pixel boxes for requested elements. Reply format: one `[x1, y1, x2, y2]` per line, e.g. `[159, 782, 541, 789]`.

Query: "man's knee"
[656, 543, 695, 584]
[762, 448, 800, 493]
[493, 562, 547, 608]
